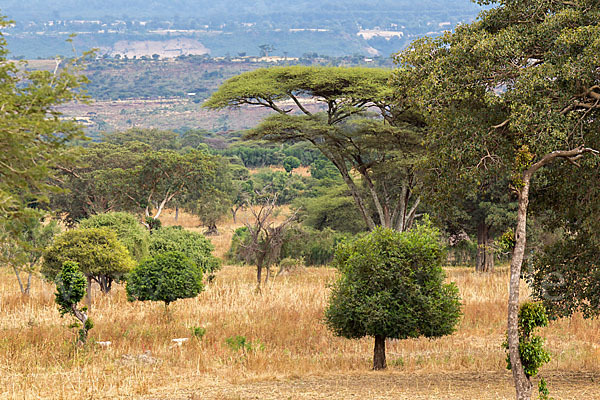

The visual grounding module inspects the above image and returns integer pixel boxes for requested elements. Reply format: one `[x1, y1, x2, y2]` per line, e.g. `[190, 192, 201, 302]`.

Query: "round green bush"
[126, 251, 204, 306]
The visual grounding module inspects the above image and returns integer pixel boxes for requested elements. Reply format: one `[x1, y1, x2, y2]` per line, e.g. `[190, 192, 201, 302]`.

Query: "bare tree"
[240, 194, 298, 289]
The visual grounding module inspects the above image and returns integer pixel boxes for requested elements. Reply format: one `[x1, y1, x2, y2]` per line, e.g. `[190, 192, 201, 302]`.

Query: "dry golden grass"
[1, 211, 599, 399]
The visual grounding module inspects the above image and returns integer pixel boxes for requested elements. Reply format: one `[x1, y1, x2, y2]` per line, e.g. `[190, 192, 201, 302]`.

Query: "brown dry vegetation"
[1, 209, 599, 399]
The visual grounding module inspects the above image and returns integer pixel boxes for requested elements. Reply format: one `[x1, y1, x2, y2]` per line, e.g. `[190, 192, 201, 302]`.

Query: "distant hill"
[1, 0, 484, 58]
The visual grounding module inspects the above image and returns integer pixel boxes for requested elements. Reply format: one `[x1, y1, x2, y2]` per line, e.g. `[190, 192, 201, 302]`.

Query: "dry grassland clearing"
[1, 209, 599, 399]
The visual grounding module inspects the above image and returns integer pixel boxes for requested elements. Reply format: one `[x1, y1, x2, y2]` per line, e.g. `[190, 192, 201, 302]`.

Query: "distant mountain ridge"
[1, 1, 484, 58]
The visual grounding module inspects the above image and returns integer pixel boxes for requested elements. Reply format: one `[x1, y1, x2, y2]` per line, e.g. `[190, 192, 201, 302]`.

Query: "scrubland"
[1, 209, 598, 399]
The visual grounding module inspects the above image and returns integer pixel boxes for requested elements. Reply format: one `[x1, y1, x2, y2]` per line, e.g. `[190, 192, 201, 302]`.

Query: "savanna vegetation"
[2, 1, 600, 399]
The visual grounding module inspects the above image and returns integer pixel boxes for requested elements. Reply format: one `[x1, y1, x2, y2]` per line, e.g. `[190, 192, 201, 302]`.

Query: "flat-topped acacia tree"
[396, 1, 600, 397]
[205, 66, 425, 232]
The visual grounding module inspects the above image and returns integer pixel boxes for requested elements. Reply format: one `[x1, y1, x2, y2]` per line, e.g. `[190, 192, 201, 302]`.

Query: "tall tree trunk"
[508, 181, 533, 400]
[373, 335, 387, 370]
[476, 222, 494, 273]
[506, 146, 598, 400]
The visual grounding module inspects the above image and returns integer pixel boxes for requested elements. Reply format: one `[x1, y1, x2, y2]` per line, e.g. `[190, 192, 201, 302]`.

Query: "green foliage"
[281, 226, 348, 266]
[54, 261, 93, 343]
[55, 261, 87, 315]
[0, 15, 88, 225]
[126, 251, 204, 306]
[251, 169, 308, 205]
[190, 326, 207, 340]
[325, 222, 462, 341]
[309, 159, 339, 180]
[149, 226, 220, 275]
[295, 184, 368, 234]
[145, 217, 162, 232]
[226, 227, 251, 264]
[527, 233, 600, 319]
[538, 378, 553, 400]
[282, 156, 301, 173]
[79, 212, 150, 262]
[227, 224, 346, 267]
[225, 335, 264, 352]
[503, 302, 551, 378]
[42, 227, 135, 289]
[51, 142, 217, 223]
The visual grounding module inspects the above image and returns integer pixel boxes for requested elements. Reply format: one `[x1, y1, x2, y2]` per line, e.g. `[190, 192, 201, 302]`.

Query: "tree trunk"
[97, 276, 113, 294]
[12, 266, 26, 295]
[508, 180, 533, 400]
[373, 335, 387, 370]
[256, 263, 263, 289]
[85, 276, 92, 309]
[25, 271, 32, 295]
[476, 222, 494, 273]
[71, 305, 89, 345]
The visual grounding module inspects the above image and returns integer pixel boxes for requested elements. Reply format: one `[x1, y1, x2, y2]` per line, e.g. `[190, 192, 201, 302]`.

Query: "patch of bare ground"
[147, 371, 600, 400]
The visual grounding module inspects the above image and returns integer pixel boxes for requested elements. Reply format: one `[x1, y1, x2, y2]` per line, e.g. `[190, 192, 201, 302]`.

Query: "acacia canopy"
[206, 66, 424, 231]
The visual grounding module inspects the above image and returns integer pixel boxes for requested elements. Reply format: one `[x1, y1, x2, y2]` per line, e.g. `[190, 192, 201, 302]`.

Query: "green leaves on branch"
[149, 226, 221, 276]
[503, 302, 551, 378]
[54, 261, 93, 344]
[43, 227, 135, 293]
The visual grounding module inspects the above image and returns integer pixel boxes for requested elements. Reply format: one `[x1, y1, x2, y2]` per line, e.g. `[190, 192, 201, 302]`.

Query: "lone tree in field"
[55, 261, 93, 345]
[325, 222, 462, 370]
[396, 1, 600, 397]
[43, 227, 135, 305]
[126, 251, 204, 310]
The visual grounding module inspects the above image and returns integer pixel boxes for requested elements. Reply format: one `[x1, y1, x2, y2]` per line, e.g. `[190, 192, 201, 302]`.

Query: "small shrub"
[55, 261, 93, 344]
[225, 335, 264, 352]
[190, 326, 207, 340]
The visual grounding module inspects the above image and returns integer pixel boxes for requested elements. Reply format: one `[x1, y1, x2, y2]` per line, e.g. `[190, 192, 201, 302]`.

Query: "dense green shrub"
[79, 212, 150, 262]
[149, 226, 220, 276]
[295, 184, 367, 234]
[281, 226, 348, 266]
[282, 156, 301, 173]
[324, 223, 462, 369]
[126, 251, 204, 307]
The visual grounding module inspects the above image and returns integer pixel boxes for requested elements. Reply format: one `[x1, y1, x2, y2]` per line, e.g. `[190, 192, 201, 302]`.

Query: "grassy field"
[1, 210, 599, 399]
